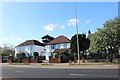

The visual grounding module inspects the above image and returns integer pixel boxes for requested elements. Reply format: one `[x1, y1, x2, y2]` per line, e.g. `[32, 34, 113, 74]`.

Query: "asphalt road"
[2, 65, 119, 80]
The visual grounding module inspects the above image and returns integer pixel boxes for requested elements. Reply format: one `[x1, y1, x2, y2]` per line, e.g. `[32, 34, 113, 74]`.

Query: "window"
[63, 43, 67, 48]
[27, 46, 29, 50]
[56, 44, 60, 49]
[30, 46, 32, 50]
[67, 43, 70, 48]
[17, 47, 19, 51]
[19, 47, 21, 51]
[60, 44, 64, 48]
[51, 45, 55, 49]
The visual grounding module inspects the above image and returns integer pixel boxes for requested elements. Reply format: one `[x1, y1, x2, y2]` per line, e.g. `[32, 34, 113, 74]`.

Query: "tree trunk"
[109, 48, 113, 63]
[82, 57, 85, 63]
[82, 51, 85, 63]
[95, 57, 98, 62]
[94, 54, 99, 62]
[74, 53, 77, 63]
[109, 55, 113, 63]
[109, 58, 113, 63]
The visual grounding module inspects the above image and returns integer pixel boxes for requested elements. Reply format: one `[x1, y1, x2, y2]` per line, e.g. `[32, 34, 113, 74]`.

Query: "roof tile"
[47, 35, 70, 45]
[16, 40, 45, 47]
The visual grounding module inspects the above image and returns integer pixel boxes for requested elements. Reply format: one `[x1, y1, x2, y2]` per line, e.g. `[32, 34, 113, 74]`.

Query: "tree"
[0, 44, 15, 56]
[70, 34, 90, 63]
[89, 32, 102, 61]
[41, 35, 54, 44]
[89, 17, 120, 62]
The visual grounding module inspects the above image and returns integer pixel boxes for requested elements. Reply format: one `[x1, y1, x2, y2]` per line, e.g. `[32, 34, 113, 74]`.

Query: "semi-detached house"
[15, 35, 70, 62]
[45, 35, 70, 61]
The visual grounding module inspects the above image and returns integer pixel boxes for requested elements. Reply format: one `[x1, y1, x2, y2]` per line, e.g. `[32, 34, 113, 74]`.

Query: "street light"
[75, 1, 80, 64]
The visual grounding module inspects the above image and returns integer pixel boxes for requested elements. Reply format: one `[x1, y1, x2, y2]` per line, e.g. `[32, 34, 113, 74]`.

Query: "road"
[1, 65, 119, 80]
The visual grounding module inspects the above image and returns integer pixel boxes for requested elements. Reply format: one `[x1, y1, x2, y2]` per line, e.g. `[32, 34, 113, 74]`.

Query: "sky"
[0, 2, 118, 47]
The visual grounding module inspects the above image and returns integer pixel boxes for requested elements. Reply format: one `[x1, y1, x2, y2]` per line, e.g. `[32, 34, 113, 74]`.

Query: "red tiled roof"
[16, 40, 45, 47]
[47, 35, 70, 45]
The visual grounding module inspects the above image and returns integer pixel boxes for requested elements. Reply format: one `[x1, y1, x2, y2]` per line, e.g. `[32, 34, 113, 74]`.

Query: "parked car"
[2, 56, 8, 63]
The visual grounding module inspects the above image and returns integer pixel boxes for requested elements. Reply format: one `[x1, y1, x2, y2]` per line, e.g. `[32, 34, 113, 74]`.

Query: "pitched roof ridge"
[16, 39, 45, 47]
[47, 35, 70, 45]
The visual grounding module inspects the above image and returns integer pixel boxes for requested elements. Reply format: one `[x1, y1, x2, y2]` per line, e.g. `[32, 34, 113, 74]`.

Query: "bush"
[28, 56, 33, 59]
[60, 51, 69, 63]
[17, 53, 26, 58]
[55, 54, 59, 58]
[34, 52, 39, 56]
[69, 53, 74, 61]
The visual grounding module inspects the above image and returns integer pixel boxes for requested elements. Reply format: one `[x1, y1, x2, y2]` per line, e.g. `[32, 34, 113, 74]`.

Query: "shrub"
[17, 53, 26, 58]
[34, 52, 39, 57]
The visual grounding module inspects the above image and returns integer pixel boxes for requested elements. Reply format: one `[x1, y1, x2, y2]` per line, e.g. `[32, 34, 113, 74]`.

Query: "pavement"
[1, 63, 119, 69]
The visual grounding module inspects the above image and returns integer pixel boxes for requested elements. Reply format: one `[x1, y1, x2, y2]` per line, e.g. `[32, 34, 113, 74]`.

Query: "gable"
[47, 35, 70, 45]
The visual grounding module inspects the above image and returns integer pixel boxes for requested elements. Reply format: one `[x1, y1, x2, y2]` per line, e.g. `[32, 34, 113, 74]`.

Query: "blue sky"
[0, 2, 118, 47]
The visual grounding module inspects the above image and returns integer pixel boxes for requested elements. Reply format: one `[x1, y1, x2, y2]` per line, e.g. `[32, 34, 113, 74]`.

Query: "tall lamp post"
[75, 1, 80, 64]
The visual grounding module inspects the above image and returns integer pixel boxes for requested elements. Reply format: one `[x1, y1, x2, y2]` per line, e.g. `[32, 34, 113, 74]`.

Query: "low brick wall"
[49, 58, 61, 63]
[22, 58, 30, 63]
[31, 59, 39, 63]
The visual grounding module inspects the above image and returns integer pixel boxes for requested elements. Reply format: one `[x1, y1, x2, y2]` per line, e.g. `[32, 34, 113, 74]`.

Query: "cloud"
[0, 36, 24, 47]
[85, 20, 90, 24]
[2, 37, 9, 41]
[44, 24, 56, 32]
[60, 25, 64, 29]
[67, 19, 79, 26]
[16, 37, 23, 41]
[0, 36, 23, 41]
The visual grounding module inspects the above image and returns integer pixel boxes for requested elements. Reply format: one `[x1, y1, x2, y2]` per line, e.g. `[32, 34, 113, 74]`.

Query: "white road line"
[16, 71, 25, 73]
[1, 77, 8, 78]
[103, 65, 113, 66]
[70, 74, 87, 76]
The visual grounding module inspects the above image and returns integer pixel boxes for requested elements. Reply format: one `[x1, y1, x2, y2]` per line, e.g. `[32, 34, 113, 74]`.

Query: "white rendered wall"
[15, 45, 45, 58]
[45, 43, 70, 60]
[33, 45, 45, 56]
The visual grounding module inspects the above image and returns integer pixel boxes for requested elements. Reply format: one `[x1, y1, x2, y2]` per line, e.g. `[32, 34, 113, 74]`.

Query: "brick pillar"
[34, 56, 39, 63]
[8, 56, 13, 64]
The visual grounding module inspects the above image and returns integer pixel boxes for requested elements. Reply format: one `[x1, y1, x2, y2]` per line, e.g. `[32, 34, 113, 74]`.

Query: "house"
[45, 35, 70, 62]
[15, 40, 45, 58]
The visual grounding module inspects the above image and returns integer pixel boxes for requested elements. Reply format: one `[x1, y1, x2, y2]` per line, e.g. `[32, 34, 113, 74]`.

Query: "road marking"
[70, 74, 87, 76]
[103, 65, 113, 66]
[36, 69, 43, 70]
[16, 71, 25, 73]
[2, 77, 8, 78]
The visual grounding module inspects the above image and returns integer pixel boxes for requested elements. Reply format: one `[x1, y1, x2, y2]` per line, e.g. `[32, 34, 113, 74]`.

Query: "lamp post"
[75, 1, 80, 64]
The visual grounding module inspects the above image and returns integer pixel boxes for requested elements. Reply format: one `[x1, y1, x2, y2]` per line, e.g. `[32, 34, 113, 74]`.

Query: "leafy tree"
[0, 44, 15, 56]
[89, 17, 120, 62]
[89, 32, 102, 61]
[41, 35, 54, 44]
[70, 34, 90, 62]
